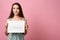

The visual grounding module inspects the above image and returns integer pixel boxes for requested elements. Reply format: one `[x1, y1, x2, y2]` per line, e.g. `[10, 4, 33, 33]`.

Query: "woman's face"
[13, 5, 19, 15]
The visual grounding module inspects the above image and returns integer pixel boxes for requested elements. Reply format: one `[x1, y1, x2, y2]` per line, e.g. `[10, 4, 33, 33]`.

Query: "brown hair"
[8, 2, 24, 18]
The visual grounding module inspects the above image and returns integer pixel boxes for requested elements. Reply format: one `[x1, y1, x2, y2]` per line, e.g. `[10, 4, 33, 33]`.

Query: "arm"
[25, 19, 28, 30]
[5, 19, 8, 36]
[24, 19, 29, 35]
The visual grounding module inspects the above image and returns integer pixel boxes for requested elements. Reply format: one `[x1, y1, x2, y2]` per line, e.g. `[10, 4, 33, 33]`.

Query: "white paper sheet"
[7, 20, 25, 33]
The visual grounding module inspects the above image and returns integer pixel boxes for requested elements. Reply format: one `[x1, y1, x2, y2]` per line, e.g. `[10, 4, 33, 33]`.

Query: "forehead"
[13, 5, 19, 8]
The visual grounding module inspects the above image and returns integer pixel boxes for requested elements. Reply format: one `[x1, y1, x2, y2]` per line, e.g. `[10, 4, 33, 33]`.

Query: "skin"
[5, 5, 28, 36]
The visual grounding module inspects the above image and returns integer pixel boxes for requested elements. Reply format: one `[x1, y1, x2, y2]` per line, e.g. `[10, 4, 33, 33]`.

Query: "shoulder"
[5, 18, 12, 26]
[5, 19, 8, 26]
[7, 18, 12, 21]
[5, 18, 12, 23]
[22, 18, 27, 21]
[24, 18, 27, 23]
[22, 17, 27, 22]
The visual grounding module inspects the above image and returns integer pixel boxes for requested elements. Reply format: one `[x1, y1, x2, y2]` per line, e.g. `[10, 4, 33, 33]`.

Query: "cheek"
[17, 9, 19, 12]
[13, 9, 15, 13]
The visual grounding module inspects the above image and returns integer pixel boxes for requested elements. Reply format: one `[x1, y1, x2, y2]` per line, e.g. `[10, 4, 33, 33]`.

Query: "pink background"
[0, 0, 60, 40]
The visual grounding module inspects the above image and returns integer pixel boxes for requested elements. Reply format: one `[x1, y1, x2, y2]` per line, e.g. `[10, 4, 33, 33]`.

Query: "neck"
[13, 15, 21, 18]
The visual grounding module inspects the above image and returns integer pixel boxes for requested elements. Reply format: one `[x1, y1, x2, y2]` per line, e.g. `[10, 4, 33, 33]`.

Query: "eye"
[13, 8, 15, 9]
[17, 8, 19, 9]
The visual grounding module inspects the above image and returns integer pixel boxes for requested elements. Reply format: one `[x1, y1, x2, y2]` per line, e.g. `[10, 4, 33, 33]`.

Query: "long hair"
[8, 2, 24, 18]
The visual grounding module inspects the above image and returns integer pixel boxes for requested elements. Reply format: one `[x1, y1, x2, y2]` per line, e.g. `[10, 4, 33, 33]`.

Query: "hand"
[5, 30, 9, 36]
[24, 28, 27, 35]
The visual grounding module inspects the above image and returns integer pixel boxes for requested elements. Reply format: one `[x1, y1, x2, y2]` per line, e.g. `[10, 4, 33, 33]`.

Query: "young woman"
[5, 2, 28, 40]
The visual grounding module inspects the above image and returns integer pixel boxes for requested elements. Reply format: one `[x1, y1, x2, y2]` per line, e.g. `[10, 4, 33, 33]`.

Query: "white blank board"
[7, 20, 25, 33]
